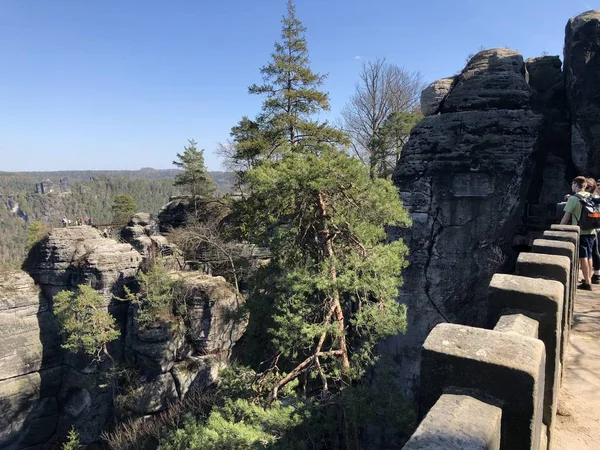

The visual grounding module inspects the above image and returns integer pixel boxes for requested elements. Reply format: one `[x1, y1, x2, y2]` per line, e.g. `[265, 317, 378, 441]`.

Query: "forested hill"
[0, 170, 235, 268]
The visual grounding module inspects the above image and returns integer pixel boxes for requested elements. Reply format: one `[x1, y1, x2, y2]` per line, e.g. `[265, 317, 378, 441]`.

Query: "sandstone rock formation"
[120, 213, 181, 269]
[392, 47, 563, 397]
[122, 271, 245, 416]
[420, 77, 455, 116]
[0, 225, 246, 447]
[26, 225, 142, 302]
[0, 270, 61, 450]
[564, 10, 600, 175]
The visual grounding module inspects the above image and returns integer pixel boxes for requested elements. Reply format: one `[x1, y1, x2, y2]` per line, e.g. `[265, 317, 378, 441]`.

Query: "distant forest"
[0, 169, 235, 268]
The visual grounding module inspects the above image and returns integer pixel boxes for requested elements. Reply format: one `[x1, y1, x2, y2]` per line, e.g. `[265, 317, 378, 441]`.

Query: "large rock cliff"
[391, 10, 600, 398]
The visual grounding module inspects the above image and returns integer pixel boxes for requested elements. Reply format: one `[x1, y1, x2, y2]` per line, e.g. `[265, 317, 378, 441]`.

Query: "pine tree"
[54, 284, 120, 361]
[229, 0, 347, 175]
[111, 193, 137, 225]
[62, 427, 83, 450]
[228, 0, 411, 403]
[173, 139, 216, 214]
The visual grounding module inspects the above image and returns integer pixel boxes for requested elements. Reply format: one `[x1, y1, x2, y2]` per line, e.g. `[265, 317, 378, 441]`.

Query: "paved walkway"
[554, 287, 600, 449]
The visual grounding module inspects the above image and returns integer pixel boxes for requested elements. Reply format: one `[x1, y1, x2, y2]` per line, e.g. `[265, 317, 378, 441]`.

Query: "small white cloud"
[353, 55, 362, 60]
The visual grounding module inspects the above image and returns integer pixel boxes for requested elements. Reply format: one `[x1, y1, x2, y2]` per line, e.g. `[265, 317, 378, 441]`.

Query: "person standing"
[561, 176, 597, 290]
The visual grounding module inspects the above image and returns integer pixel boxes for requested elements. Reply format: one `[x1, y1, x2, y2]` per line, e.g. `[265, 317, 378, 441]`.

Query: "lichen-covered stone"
[0, 270, 61, 380]
[404, 394, 502, 450]
[172, 355, 224, 398]
[0, 368, 62, 449]
[123, 372, 179, 414]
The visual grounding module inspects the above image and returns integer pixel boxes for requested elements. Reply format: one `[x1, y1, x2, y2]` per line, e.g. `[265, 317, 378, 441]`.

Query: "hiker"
[561, 176, 597, 290]
[587, 178, 600, 284]
[62, 217, 68, 228]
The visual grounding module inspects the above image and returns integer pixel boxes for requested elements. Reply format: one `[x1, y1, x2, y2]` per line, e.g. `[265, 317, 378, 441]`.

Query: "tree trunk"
[318, 191, 350, 372]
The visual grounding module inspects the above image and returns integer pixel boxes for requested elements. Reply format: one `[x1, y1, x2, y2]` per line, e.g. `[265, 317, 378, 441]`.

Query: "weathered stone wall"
[403, 224, 579, 450]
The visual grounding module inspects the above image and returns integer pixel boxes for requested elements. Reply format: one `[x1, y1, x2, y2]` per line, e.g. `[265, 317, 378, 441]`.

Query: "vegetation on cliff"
[158, 2, 413, 448]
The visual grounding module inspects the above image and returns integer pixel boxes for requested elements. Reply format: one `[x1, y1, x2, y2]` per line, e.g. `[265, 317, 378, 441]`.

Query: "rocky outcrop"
[0, 270, 62, 450]
[1, 225, 246, 446]
[564, 10, 600, 175]
[420, 77, 456, 116]
[123, 271, 245, 416]
[120, 213, 180, 269]
[525, 56, 571, 207]
[176, 272, 246, 354]
[391, 48, 544, 397]
[26, 226, 142, 302]
[442, 48, 532, 112]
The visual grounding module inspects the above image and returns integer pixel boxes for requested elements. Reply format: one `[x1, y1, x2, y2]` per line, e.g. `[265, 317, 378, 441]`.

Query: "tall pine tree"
[230, 0, 411, 399]
[229, 0, 347, 176]
[173, 139, 216, 214]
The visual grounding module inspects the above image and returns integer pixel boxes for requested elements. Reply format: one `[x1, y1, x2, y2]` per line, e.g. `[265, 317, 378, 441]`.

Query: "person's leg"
[593, 236, 600, 283]
[581, 256, 592, 285]
[578, 235, 594, 289]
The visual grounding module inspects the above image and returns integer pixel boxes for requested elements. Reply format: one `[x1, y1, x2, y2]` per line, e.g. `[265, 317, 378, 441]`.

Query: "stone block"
[550, 224, 580, 235]
[488, 274, 563, 431]
[494, 313, 539, 338]
[532, 238, 576, 329]
[421, 323, 545, 450]
[515, 253, 570, 379]
[542, 230, 578, 306]
[403, 394, 501, 450]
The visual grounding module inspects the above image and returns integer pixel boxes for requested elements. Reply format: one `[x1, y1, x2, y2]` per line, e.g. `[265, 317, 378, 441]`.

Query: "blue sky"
[0, 0, 594, 171]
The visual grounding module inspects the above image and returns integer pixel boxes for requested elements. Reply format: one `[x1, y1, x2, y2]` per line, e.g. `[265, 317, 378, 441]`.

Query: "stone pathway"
[554, 287, 600, 449]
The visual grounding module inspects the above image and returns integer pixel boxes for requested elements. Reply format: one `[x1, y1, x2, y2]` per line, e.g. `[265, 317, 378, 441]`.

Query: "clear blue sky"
[0, 0, 593, 171]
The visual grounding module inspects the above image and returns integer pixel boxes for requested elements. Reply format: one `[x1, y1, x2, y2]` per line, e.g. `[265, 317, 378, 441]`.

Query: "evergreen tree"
[228, 0, 411, 403]
[54, 284, 120, 361]
[111, 193, 137, 225]
[62, 427, 83, 450]
[371, 111, 422, 178]
[240, 148, 411, 401]
[229, 0, 348, 176]
[173, 139, 216, 213]
[25, 221, 49, 250]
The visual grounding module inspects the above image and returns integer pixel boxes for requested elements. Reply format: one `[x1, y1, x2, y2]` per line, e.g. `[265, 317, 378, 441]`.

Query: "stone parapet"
[403, 394, 501, 450]
[403, 221, 578, 450]
[420, 323, 545, 450]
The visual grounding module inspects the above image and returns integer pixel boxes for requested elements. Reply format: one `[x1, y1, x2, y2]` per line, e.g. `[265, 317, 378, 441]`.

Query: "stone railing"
[402, 224, 580, 450]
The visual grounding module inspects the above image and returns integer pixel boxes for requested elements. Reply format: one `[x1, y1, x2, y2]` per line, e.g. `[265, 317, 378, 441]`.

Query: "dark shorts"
[580, 234, 597, 259]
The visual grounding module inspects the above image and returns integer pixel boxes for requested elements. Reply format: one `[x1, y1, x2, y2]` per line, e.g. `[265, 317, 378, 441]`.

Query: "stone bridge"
[402, 223, 600, 449]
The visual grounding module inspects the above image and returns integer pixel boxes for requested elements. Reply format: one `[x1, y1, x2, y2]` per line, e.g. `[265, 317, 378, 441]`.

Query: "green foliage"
[173, 139, 217, 212]
[54, 284, 120, 360]
[111, 193, 137, 224]
[227, 0, 348, 176]
[238, 148, 411, 386]
[62, 427, 83, 450]
[371, 111, 422, 178]
[25, 221, 49, 250]
[158, 363, 416, 450]
[158, 398, 308, 450]
[123, 259, 182, 326]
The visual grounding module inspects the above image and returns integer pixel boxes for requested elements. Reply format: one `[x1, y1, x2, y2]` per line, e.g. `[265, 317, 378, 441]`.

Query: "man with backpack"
[561, 176, 599, 290]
